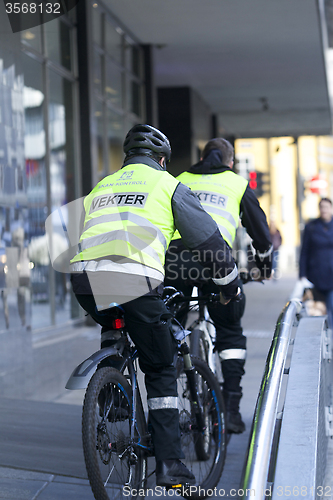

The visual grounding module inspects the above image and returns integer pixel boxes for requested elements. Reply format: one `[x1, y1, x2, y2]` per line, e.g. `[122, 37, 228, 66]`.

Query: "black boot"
[156, 459, 196, 487]
[223, 389, 246, 434]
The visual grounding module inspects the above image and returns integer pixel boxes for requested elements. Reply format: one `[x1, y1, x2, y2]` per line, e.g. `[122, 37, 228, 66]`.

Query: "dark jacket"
[71, 155, 239, 299]
[168, 149, 272, 276]
[299, 217, 333, 292]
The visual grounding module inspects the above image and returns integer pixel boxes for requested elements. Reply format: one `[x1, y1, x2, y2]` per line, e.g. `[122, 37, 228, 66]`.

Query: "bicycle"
[66, 287, 227, 500]
[169, 272, 260, 440]
[170, 273, 253, 368]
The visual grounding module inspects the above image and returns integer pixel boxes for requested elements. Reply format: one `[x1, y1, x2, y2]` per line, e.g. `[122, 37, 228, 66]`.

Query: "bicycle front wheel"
[82, 367, 147, 500]
[190, 328, 209, 364]
[177, 356, 227, 499]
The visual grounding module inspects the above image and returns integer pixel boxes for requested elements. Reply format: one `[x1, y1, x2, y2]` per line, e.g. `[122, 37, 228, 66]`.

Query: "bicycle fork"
[180, 343, 206, 433]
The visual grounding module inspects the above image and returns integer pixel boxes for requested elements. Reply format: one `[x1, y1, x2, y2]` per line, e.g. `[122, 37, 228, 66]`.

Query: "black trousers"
[75, 292, 183, 461]
[165, 249, 246, 392]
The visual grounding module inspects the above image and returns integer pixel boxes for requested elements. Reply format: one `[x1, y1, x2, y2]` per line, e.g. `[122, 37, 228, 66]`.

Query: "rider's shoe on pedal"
[156, 459, 196, 487]
[223, 389, 246, 434]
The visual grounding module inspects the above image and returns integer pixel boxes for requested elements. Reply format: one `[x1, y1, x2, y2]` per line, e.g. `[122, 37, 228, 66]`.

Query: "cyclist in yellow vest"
[165, 137, 272, 435]
[70, 125, 240, 487]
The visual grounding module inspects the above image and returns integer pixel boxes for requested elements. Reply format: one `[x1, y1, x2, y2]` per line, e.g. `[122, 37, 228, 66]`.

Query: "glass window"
[93, 49, 103, 96]
[131, 46, 142, 78]
[95, 100, 105, 177]
[125, 39, 132, 71]
[92, 5, 102, 46]
[21, 26, 42, 53]
[108, 108, 123, 140]
[105, 20, 122, 64]
[108, 108, 124, 173]
[126, 78, 142, 117]
[131, 80, 142, 117]
[91, 8, 145, 184]
[105, 59, 123, 108]
[49, 71, 78, 324]
[21, 54, 48, 329]
[125, 41, 142, 78]
[45, 19, 72, 71]
[0, 51, 28, 329]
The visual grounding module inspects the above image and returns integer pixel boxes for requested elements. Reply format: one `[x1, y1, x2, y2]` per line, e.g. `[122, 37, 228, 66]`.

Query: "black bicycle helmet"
[123, 124, 171, 163]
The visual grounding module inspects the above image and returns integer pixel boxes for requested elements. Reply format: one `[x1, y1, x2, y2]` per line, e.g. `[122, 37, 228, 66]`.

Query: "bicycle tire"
[190, 328, 209, 364]
[82, 367, 147, 500]
[176, 356, 227, 499]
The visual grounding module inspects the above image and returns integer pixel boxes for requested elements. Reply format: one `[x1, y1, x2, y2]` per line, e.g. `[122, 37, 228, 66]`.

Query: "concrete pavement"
[0, 274, 298, 499]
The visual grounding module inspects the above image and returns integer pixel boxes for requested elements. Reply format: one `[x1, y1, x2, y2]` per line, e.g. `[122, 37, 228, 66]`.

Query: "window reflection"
[93, 49, 103, 96]
[91, 3, 145, 195]
[45, 19, 72, 71]
[108, 108, 123, 173]
[105, 20, 122, 64]
[125, 41, 142, 77]
[21, 26, 42, 53]
[49, 72, 78, 323]
[95, 100, 105, 177]
[130, 79, 142, 117]
[105, 59, 122, 108]
[92, 6, 102, 46]
[21, 54, 48, 329]
[0, 55, 31, 331]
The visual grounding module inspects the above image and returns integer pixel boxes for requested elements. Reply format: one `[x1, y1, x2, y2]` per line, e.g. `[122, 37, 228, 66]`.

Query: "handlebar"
[164, 270, 263, 308]
[171, 292, 220, 304]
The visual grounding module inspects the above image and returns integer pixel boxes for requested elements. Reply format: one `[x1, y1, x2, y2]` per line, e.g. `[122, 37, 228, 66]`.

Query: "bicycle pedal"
[165, 482, 192, 490]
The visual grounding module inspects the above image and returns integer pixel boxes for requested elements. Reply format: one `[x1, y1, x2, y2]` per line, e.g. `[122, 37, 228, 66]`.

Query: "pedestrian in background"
[299, 197, 333, 328]
[270, 222, 282, 279]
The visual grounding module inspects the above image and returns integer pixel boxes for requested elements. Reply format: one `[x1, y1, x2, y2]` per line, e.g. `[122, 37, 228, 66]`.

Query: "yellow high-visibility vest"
[174, 170, 248, 247]
[71, 164, 179, 279]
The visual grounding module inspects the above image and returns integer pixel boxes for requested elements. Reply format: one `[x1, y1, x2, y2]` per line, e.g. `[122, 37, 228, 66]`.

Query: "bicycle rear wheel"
[82, 367, 147, 500]
[177, 356, 226, 499]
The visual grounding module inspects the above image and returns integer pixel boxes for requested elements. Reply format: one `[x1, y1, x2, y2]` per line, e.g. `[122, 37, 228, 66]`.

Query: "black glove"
[220, 286, 242, 305]
[255, 251, 273, 280]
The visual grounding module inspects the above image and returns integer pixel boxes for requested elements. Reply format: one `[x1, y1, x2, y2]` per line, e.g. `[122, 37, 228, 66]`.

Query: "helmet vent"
[123, 124, 171, 163]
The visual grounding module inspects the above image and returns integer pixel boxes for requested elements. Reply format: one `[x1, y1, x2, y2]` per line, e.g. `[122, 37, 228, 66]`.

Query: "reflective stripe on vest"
[70, 259, 164, 281]
[174, 170, 248, 247]
[79, 230, 162, 266]
[82, 212, 167, 251]
[71, 164, 179, 276]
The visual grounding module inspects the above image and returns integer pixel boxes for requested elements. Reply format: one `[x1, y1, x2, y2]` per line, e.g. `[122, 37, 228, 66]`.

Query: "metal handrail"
[239, 299, 302, 499]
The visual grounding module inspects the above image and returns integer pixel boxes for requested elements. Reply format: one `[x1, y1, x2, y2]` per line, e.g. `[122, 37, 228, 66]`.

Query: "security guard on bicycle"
[70, 125, 240, 487]
[164, 137, 272, 435]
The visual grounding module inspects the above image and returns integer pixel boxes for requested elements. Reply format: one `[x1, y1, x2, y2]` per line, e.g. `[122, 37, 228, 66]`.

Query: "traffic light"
[249, 171, 257, 190]
[248, 171, 269, 197]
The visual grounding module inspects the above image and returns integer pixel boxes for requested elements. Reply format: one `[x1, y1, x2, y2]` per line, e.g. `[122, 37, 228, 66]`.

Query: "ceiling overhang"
[105, 0, 332, 138]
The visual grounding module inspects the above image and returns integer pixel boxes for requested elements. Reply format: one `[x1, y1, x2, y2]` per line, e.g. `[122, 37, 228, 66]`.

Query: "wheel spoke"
[104, 463, 116, 487]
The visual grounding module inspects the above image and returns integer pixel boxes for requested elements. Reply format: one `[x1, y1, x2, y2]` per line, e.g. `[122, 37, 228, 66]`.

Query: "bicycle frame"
[174, 287, 223, 383]
[66, 322, 208, 458]
[69, 291, 228, 499]
[189, 296, 217, 377]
